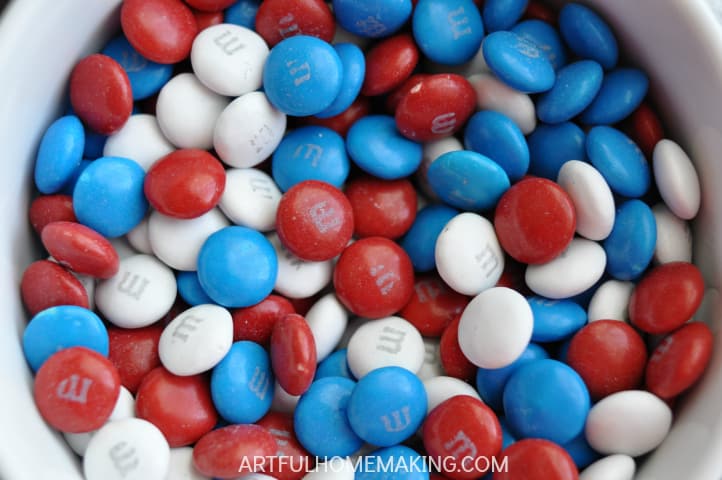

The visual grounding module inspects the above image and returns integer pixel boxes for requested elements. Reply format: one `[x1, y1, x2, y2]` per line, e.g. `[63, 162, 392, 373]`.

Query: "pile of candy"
[21, 0, 712, 479]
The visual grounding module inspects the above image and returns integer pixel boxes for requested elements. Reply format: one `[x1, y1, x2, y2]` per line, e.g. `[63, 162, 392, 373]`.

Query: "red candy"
[333, 237, 415, 319]
[423, 395, 502, 479]
[121, 0, 198, 64]
[41, 221, 119, 279]
[523, 1, 558, 24]
[362, 34, 420, 96]
[646, 322, 714, 399]
[184, 0, 236, 12]
[494, 439, 578, 480]
[232, 294, 296, 345]
[566, 320, 648, 400]
[386, 74, 428, 113]
[629, 261, 704, 334]
[345, 176, 417, 239]
[144, 149, 226, 219]
[395, 73, 477, 142]
[631, 103, 664, 158]
[21, 260, 89, 315]
[108, 324, 163, 393]
[257, 411, 313, 480]
[33, 347, 120, 433]
[400, 274, 469, 337]
[439, 316, 476, 381]
[192, 9, 225, 31]
[494, 177, 576, 264]
[255, 0, 335, 47]
[29, 194, 77, 234]
[69, 54, 133, 135]
[193, 424, 277, 479]
[276, 180, 354, 261]
[303, 96, 371, 137]
[135, 366, 217, 447]
[270, 313, 317, 396]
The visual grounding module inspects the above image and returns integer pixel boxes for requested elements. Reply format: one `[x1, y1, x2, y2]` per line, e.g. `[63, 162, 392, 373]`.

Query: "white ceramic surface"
[3, 1, 722, 479]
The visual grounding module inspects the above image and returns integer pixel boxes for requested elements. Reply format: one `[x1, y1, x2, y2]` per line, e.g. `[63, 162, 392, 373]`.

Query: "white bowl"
[2, 1, 722, 478]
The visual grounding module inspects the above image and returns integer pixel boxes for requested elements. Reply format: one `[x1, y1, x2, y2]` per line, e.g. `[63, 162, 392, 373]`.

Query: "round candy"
[631, 103, 665, 158]
[440, 316, 477, 381]
[101, 35, 173, 100]
[484, 0, 528, 32]
[586, 126, 650, 199]
[317, 43, 366, 118]
[412, 0, 484, 65]
[580, 68, 649, 125]
[400, 204, 459, 272]
[528, 297, 587, 343]
[559, 3, 618, 69]
[194, 9, 225, 30]
[187, 0, 236, 11]
[536, 60, 603, 124]
[193, 424, 276, 478]
[107, 324, 163, 394]
[653, 139, 701, 220]
[269, 234, 333, 299]
[29, 194, 77, 234]
[362, 34, 419, 97]
[176, 271, 213, 306]
[21, 260, 89, 315]
[232, 294, 296, 345]
[482, 31, 555, 93]
[603, 199, 657, 281]
[41, 221, 119, 279]
[464, 110, 530, 182]
[257, 411, 312, 480]
[468, 72, 537, 135]
[424, 376, 480, 413]
[35, 115, 84, 194]
[495, 439, 579, 480]
[346, 177, 417, 239]
[333, 0, 412, 38]
[304, 293, 348, 362]
[557, 160, 616, 241]
[315, 349, 354, 380]
[255, 0, 335, 47]
[271, 314, 317, 396]
[103, 114, 174, 171]
[401, 274, 469, 337]
[527, 122, 586, 180]
[587, 279, 634, 323]
[220, 168, 282, 232]
[579, 455, 636, 480]
[224, 0, 260, 27]
[511, 19, 567, 70]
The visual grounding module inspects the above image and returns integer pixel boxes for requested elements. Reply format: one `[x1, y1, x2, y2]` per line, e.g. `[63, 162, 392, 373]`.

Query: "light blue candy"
[316, 43, 366, 118]
[527, 296, 587, 342]
[581, 68, 649, 125]
[484, 0, 528, 32]
[400, 204, 459, 272]
[347, 366, 427, 447]
[23, 306, 108, 372]
[586, 126, 650, 198]
[176, 271, 214, 306]
[225, 0, 260, 29]
[263, 36, 343, 117]
[559, 3, 618, 70]
[35, 115, 84, 194]
[563, 432, 601, 469]
[603, 199, 657, 281]
[475, 343, 549, 411]
[427, 150, 510, 211]
[211, 341, 274, 424]
[84, 130, 106, 159]
[499, 417, 517, 449]
[356, 446, 429, 480]
[557, 337, 573, 363]
[503, 359, 590, 444]
[333, 0, 412, 38]
[315, 349, 355, 380]
[60, 159, 93, 196]
[527, 122, 586, 180]
[512, 19, 567, 70]
[464, 110, 529, 182]
[413, 0, 484, 65]
[197, 226, 277, 308]
[347, 115, 422, 180]
[536, 60, 603, 124]
[294, 377, 363, 457]
[72, 156, 148, 238]
[272, 126, 349, 191]
[102, 36, 173, 100]
[482, 30, 555, 93]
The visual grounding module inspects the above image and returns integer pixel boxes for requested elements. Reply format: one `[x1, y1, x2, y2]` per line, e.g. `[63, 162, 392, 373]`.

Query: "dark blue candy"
[464, 110, 529, 181]
[527, 122, 586, 180]
[603, 199, 657, 281]
[559, 3, 618, 69]
[413, 0, 484, 65]
[536, 60, 603, 124]
[356, 445, 429, 479]
[400, 204, 459, 272]
[556, 337, 573, 363]
[586, 126, 650, 198]
[511, 19, 567, 70]
[225, 0, 260, 29]
[83, 130, 106, 159]
[315, 349, 355, 380]
[333, 0, 412, 38]
[102, 36, 173, 100]
[484, 0, 528, 33]
[316, 43, 366, 119]
[35, 115, 84, 194]
[563, 433, 601, 469]
[482, 30, 556, 93]
[527, 296, 587, 342]
[59, 159, 93, 196]
[581, 68, 649, 125]
[499, 417, 517, 449]
[176, 271, 214, 306]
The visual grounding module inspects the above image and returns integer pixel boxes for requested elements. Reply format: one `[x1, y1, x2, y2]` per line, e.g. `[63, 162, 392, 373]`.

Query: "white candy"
[423, 376, 481, 414]
[585, 390, 672, 457]
[468, 73, 536, 134]
[191, 24, 269, 97]
[458, 287, 533, 369]
[435, 212, 505, 296]
[84, 418, 170, 480]
[525, 238, 606, 299]
[96, 254, 177, 328]
[269, 234, 333, 299]
[110, 237, 139, 260]
[165, 447, 209, 480]
[346, 316, 425, 378]
[588, 280, 634, 322]
[214, 91, 287, 168]
[156, 73, 230, 150]
[302, 456, 355, 480]
[159, 304, 233, 376]
[127, 216, 153, 254]
[305, 293, 348, 362]
[271, 380, 300, 414]
[103, 114, 174, 171]
[580, 454, 635, 480]
[416, 337, 444, 380]
[148, 208, 229, 271]
[416, 137, 463, 199]
[652, 203, 692, 264]
[219, 168, 282, 232]
[557, 160, 615, 241]
[653, 139, 701, 220]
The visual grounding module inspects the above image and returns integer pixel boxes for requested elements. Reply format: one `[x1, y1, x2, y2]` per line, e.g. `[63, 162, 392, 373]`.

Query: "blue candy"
[464, 110, 529, 181]
[499, 417, 517, 449]
[59, 159, 93, 196]
[536, 60, 604, 124]
[72, 156, 148, 237]
[559, 3, 618, 69]
[512, 19, 567, 70]
[503, 359, 590, 444]
[484, 0, 528, 33]
[527, 122, 586, 180]
[102, 36, 173, 100]
[556, 337, 573, 363]
[482, 31, 556, 93]
[176, 271, 214, 306]
[315, 349, 355, 380]
[356, 446, 429, 480]
[603, 199, 657, 281]
[527, 297, 587, 342]
[211, 341, 274, 423]
[225, 0, 260, 29]
[83, 130, 106, 159]
[347, 115, 423, 180]
[294, 377, 364, 457]
[475, 343, 549, 411]
[563, 433, 601, 469]
[333, 0, 412, 38]
[347, 366, 427, 447]
[23, 306, 108, 372]
[263, 36, 343, 117]
[197, 226, 277, 308]
[581, 68, 649, 125]
[586, 126, 650, 198]
[316, 43, 366, 118]
[400, 204, 459, 272]
[272, 126, 349, 191]
[35, 115, 84, 194]
[412, 0, 484, 65]
[427, 150, 510, 211]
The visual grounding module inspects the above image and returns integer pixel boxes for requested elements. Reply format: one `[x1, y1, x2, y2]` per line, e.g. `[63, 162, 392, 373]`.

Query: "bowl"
[2, 0, 722, 478]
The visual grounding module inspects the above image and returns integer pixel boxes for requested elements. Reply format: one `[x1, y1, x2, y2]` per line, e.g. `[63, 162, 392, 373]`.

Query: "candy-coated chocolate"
[41, 221, 119, 279]
[362, 34, 419, 97]
[21, 260, 89, 315]
[439, 316, 476, 381]
[494, 439, 579, 480]
[232, 294, 296, 345]
[345, 176, 417, 239]
[400, 274, 469, 337]
[108, 323, 163, 394]
[193, 424, 277, 478]
[271, 314, 317, 396]
[255, 0, 335, 47]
